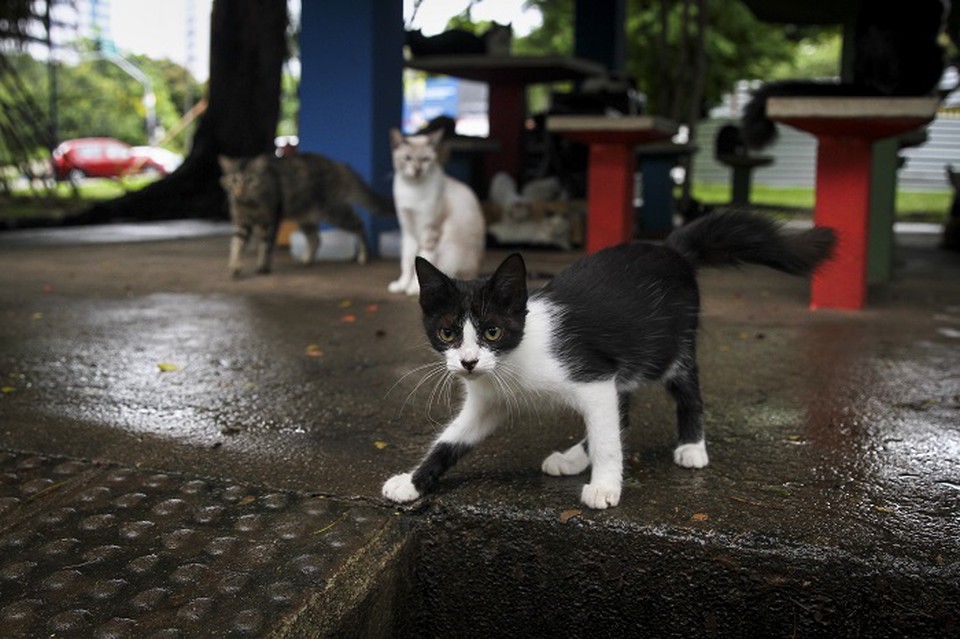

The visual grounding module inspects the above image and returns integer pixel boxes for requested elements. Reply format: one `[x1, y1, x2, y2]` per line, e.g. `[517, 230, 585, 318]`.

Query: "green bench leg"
[868, 138, 898, 285]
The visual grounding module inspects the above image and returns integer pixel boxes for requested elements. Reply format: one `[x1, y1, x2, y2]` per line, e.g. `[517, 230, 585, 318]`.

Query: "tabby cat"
[383, 211, 835, 509]
[218, 152, 394, 277]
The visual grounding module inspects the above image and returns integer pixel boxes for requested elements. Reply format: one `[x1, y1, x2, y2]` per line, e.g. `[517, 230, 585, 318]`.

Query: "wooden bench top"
[767, 96, 939, 120]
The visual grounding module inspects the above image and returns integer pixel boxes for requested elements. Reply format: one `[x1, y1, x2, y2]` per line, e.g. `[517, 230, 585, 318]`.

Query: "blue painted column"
[298, 1, 402, 255]
[574, 0, 625, 72]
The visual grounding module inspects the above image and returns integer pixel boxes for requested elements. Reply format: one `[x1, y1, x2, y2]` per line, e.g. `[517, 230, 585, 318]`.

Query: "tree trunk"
[74, 0, 287, 225]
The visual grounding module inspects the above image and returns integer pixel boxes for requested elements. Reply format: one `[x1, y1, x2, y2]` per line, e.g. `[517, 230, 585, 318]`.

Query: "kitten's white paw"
[405, 283, 420, 297]
[382, 473, 420, 503]
[673, 441, 709, 468]
[542, 447, 590, 476]
[388, 280, 407, 294]
[581, 483, 621, 509]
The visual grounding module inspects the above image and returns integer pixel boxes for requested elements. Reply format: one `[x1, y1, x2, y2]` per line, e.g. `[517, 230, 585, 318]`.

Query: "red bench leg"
[586, 143, 635, 253]
[810, 136, 872, 311]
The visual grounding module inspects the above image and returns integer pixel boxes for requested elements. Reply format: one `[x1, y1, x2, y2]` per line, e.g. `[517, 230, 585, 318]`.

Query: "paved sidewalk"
[1, 223, 958, 637]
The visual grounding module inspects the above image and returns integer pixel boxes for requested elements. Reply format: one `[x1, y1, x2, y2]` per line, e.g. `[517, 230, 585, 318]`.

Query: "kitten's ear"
[217, 155, 236, 173]
[426, 128, 445, 148]
[486, 253, 527, 311]
[416, 257, 456, 312]
[390, 128, 405, 150]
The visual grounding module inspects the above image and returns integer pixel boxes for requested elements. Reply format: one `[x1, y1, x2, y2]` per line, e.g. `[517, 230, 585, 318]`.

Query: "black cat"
[405, 23, 512, 57]
[742, 0, 947, 149]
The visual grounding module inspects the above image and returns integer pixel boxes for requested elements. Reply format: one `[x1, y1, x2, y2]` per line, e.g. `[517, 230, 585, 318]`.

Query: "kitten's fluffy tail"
[342, 165, 396, 217]
[665, 211, 835, 277]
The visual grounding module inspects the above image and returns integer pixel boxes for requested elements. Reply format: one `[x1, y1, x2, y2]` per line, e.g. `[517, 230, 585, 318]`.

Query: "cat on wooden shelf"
[218, 152, 393, 278]
[741, 0, 946, 149]
[405, 22, 511, 57]
[388, 128, 486, 296]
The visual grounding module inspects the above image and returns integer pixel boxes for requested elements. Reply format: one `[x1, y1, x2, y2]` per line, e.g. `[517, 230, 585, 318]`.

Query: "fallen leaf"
[305, 344, 324, 358]
[31, 312, 43, 320]
[341, 314, 357, 323]
[559, 509, 582, 524]
[1, 386, 14, 394]
[786, 434, 804, 442]
[691, 512, 710, 522]
[738, 331, 750, 340]
[157, 362, 181, 372]
[313, 513, 348, 535]
[338, 300, 353, 308]
[874, 505, 894, 514]
[373, 440, 389, 450]
[42, 283, 55, 294]
[238, 495, 256, 506]
[365, 304, 379, 313]
[759, 485, 792, 496]
[729, 495, 764, 507]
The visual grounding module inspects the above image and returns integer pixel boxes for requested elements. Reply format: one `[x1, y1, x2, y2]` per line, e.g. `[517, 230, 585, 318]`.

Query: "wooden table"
[768, 97, 938, 310]
[406, 55, 606, 181]
[547, 115, 678, 253]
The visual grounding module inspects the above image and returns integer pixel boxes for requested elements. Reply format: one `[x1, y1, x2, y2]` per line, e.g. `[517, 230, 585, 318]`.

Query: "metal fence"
[692, 116, 960, 191]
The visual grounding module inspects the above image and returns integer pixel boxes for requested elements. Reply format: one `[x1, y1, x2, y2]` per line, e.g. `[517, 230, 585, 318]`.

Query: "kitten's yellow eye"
[437, 327, 456, 343]
[483, 326, 503, 341]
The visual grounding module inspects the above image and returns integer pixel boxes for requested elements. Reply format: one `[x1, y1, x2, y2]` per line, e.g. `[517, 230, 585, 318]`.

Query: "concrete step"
[0, 450, 406, 638]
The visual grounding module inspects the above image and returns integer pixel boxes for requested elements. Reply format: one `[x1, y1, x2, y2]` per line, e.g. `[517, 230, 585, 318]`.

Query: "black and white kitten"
[383, 212, 835, 509]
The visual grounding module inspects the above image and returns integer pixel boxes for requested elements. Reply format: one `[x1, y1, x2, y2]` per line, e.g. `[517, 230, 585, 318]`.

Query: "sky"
[403, 0, 542, 36]
[108, 0, 212, 81]
[106, 0, 541, 82]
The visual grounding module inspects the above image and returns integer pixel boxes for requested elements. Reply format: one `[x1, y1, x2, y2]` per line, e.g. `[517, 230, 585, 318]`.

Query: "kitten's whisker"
[399, 365, 446, 417]
[491, 366, 527, 425]
[426, 370, 458, 427]
[385, 361, 442, 399]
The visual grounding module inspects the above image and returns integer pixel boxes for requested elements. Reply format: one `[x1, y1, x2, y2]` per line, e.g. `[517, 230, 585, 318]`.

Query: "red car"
[51, 137, 167, 181]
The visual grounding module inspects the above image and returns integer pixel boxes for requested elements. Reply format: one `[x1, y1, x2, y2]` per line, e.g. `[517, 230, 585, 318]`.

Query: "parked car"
[132, 146, 184, 174]
[51, 137, 168, 181]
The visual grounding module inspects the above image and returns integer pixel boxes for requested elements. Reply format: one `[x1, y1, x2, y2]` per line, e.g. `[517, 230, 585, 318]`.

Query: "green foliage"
[1, 46, 203, 157]
[765, 30, 842, 80]
[277, 65, 299, 138]
[517, 0, 835, 117]
[513, 0, 573, 57]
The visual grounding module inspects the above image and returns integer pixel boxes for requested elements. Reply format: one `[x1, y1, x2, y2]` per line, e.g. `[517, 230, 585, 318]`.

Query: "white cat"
[388, 128, 486, 296]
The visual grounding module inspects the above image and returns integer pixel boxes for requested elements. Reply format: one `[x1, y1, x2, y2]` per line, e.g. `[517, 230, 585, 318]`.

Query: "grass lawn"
[692, 183, 952, 223]
[1, 176, 156, 221]
[3, 175, 953, 226]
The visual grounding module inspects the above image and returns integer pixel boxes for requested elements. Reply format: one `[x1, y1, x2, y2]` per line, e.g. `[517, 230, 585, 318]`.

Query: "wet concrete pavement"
[0, 221, 958, 637]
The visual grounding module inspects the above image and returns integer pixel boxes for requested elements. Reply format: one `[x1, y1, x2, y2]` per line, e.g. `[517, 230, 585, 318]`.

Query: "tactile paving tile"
[0, 451, 392, 638]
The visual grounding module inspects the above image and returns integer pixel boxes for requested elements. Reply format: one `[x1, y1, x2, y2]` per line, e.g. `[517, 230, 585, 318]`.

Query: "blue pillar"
[574, 0, 625, 72]
[298, 1, 402, 255]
